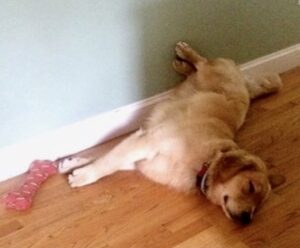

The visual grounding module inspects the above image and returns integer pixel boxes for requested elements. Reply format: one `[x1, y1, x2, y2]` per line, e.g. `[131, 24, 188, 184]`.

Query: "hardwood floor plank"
[0, 220, 23, 239]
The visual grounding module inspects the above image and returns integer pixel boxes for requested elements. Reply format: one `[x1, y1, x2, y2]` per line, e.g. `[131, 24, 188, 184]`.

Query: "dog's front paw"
[68, 166, 99, 188]
[175, 41, 191, 59]
[58, 157, 91, 174]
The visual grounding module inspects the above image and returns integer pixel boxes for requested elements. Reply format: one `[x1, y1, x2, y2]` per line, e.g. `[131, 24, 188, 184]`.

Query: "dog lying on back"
[59, 42, 284, 224]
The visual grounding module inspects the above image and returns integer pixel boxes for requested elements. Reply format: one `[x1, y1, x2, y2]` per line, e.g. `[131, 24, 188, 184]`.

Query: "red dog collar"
[196, 162, 210, 196]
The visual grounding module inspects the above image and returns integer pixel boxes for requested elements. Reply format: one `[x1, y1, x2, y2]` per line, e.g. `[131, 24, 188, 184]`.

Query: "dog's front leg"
[58, 157, 94, 174]
[68, 130, 151, 187]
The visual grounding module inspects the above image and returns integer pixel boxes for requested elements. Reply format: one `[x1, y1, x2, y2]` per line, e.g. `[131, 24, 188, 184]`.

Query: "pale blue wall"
[1, 0, 299, 148]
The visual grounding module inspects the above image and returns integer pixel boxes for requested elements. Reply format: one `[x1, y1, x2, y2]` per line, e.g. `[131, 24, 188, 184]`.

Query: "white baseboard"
[240, 43, 300, 77]
[0, 43, 299, 182]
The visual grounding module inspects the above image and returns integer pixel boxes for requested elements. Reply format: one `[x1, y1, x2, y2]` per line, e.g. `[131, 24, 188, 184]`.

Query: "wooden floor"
[1, 67, 300, 248]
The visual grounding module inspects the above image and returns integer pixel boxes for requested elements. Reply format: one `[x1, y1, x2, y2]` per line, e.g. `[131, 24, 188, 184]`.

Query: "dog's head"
[205, 149, 285, 224]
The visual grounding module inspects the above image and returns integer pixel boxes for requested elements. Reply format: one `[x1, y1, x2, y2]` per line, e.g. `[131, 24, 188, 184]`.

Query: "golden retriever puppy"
[59, 42, 284, 224]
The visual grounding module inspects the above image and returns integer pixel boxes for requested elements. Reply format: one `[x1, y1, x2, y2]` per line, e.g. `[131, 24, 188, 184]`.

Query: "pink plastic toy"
[3, 160, 58, 211]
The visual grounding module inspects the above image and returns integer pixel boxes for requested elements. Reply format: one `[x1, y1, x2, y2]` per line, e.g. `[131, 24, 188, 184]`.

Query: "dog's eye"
[223, 195, 228, 204]
[249, 180, 255, 194]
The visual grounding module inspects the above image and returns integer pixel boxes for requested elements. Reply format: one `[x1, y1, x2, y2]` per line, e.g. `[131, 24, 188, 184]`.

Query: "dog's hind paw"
[175, 41, 191, 59]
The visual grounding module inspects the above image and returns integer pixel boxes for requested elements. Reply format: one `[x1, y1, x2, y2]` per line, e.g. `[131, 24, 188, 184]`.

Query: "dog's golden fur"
[60, 42, 284, 223]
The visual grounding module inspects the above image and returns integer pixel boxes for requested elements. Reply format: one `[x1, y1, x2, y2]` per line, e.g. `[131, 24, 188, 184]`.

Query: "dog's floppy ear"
[268, 174, 285, 189]
[214, 152, 256, 182]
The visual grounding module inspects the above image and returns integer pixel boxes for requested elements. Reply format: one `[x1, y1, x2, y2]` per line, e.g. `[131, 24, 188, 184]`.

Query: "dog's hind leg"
[245, 74, 282, 100]
[172, 59, 195, 76]
[68, 129, 153, 187]
[175, 41, 207, 68]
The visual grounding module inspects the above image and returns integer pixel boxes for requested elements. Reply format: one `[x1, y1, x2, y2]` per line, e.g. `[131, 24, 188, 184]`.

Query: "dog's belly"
[147, 92, 238, 132]
[138, 92, 238, 191]
[145, 93, 235, 156]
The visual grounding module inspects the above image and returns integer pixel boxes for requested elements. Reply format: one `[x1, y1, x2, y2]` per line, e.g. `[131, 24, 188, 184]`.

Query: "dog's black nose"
[239, 211, 251, 225]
